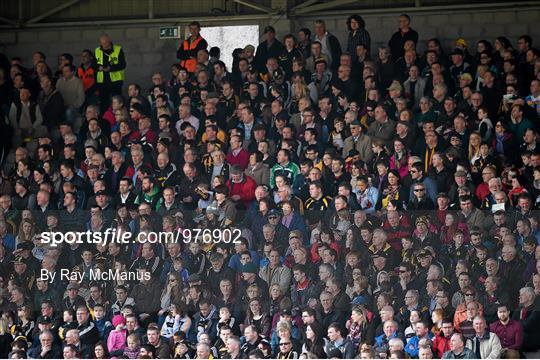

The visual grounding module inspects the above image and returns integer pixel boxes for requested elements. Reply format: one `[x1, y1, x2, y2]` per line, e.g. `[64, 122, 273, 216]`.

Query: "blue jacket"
[405, 333, 434, 358]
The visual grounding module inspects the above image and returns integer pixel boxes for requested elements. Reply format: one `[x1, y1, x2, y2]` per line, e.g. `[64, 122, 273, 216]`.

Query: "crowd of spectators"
[0, 12, 539, 359]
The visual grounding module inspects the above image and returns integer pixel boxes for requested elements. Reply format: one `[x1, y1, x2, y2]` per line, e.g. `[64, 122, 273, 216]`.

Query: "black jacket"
[254, 39, 285, 72]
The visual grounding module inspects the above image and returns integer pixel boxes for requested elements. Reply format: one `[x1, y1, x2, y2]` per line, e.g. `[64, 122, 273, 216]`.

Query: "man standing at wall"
[177, 21, 208, 74]
[95, 34, 126, 112]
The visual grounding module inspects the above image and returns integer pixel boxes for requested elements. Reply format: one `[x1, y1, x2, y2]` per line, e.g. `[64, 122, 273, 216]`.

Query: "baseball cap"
[268, 209, 282, 217]
[67, 283, 80, 291]
[350, 119, 361, 126]
[416, 249, 432, 258]
[12, 256, 26, 265]
[280, 308, 292, 316]
[242, 262, 258, 274]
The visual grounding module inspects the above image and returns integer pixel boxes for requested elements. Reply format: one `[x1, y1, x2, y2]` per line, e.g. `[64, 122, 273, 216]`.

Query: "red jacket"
[432, 333, 451, 358]
[383, 215, 412, 251]
[226, 175, 257, 208]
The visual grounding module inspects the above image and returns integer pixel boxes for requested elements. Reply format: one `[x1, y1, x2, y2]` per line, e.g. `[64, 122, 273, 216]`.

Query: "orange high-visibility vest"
[180, 36, 203, 73]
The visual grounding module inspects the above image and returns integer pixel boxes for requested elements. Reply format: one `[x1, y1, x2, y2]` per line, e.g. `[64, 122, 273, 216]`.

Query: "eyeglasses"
[268, 216, 278, 219]
[465, 293, 474, 296]
[279, 343, 291, 346]
[414, 189, 425, 192]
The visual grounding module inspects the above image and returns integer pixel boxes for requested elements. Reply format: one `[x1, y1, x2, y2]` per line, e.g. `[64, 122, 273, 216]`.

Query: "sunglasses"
[414, 189, 425, 192]
[279, 343, 291, 346]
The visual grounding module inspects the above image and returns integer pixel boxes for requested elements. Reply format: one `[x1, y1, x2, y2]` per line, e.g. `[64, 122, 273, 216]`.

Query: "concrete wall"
[293, 6, 540, 57]
[0, 26, 181, 89]
[0, 20, 267, 88]
[1, 6, 539, 89]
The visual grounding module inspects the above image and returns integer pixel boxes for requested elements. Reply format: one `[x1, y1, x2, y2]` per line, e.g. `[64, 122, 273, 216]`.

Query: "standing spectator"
[254, 26, 285, 73]
[388, 14, 418, 62]
[346, 15, 371, 60]
[8, 88, 47, 150]
[56, 64, 85, 125]
[37, 74, 64, 132]
[313, 20, 342, 71]
[95, 34, 126, 111]
[177, 21, 208, 74]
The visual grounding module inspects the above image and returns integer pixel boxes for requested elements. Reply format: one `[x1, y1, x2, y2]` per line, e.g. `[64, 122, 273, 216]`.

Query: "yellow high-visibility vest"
[95, 44, 125, 83]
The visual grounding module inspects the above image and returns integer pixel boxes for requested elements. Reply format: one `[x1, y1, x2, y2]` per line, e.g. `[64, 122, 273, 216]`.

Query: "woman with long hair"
[250, 197, 275, 244]
[243, 298, 272, 339]
[389, 138, 410, 179]
[94, 340, 111, 359]
[0, 318, 13, 358]
[468, 132, 482, 166]
[269, 284, 285, 318]
[15, 218, 35, 246]
[507, 174, 528, 206]
[431, 308, 444, 335]
[369, 139, 390, 174]
[347, 304, 375, 349]
[161, 301, 191, 339]
[159, 272, 184, 323]
[439, 212, 469, 245]
[15, 304, 35, 341]
[302, 321, 328, 358]
[378, 169, 409, 210]
[311, 226, 341, 263]
[288, 81, 309, 115]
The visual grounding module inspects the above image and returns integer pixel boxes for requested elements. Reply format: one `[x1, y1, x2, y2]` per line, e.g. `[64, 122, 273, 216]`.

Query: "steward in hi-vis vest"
[176, 21, 208, 73]
[95, 34, 126, 111]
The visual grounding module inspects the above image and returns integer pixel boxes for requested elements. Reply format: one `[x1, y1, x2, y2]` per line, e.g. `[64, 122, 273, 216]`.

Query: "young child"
[216, 306, 239, 335]
[329, 117, 347, 151]
[477, 107, 493, 142]
[58, 309, 77, 341]
[122, 333, 141, 359]
[171, 257, 190, 284]
[443, 229, 470, 269]
[107, 315, 127, 358]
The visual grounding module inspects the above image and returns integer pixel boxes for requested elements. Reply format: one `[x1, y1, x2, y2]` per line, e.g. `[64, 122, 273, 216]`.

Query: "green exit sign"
[159, 26, 180, 39]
